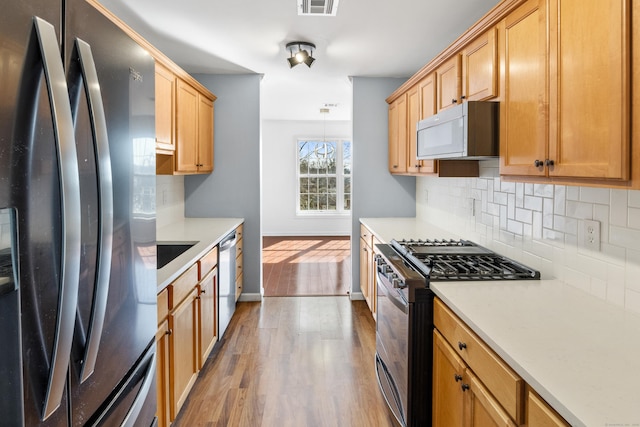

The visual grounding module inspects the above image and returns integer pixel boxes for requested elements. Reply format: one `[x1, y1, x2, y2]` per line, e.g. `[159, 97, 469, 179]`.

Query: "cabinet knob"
[201, 289, 206, 294]
[545, 159, 555, 167]
[458, 341, 467, 351]
[415, 164, 420, 168]
[461, 95, 466, 100]
[461, 383, 470, 392]
[392, 165, 398, 168]
[451, 98, 458, 104]
[534, 159, 544, 167]
[166, 329, 172, 336]
[454, 374, 463, 382]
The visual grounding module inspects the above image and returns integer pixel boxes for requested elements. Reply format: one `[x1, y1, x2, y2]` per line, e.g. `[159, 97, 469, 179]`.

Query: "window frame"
[295, 137, 351, 216]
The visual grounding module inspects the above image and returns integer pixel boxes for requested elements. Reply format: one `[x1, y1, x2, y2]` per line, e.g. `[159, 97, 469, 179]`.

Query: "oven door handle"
[377, 270, 409, 314]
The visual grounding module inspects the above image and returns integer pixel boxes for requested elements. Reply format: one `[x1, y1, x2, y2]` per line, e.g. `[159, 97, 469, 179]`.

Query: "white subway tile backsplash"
[580, 187, 610, 204]
[417, 173, 640, 313]
[627, 207, 640, 230]
[610, 189, 628, 226]
[628, 190, 640, 208]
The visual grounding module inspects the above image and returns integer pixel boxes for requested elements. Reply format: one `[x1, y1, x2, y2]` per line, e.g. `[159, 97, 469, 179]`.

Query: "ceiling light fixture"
[286, 41, 316, 68]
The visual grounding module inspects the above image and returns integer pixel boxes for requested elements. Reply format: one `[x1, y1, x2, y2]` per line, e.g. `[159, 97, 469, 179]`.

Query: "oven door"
[375, 268, 409, 427]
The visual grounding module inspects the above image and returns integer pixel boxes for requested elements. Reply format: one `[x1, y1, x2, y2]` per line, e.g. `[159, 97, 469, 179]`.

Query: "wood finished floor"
[173, 297, 397, 427]
[262, 236, 351, 297]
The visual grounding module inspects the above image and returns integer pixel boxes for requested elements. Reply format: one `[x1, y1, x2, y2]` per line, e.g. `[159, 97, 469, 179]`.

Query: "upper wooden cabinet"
[158, 73, 215, 175]
[462, 27, 498, 102]
[499, 0, 548, 177]
[388, 94, 408, 174]
[155, 63, 175, 154]
[436, 55, 462, 111]
[501, 0, 631, 181]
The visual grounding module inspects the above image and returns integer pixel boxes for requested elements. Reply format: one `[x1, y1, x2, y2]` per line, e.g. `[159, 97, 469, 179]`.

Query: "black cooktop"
[391, 238, 540, 281]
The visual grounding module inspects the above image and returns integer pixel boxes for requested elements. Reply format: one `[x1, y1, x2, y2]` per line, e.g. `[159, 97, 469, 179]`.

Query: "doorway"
[262, 236, 351, 296]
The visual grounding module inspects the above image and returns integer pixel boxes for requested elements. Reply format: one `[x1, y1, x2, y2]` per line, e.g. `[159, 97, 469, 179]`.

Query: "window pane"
[328, 194, 337, 210]
[318, 177, 327, 194]
[309, 194, 318, 210]
[343, 141, 351, 174]
[328, 177, 336, 193]
[344, 177, 351, 194]
[319, 195, 328, 210]
[309, 177, 317, 193]
[344, 195, 351, 210]
[300, 177, 308, 192]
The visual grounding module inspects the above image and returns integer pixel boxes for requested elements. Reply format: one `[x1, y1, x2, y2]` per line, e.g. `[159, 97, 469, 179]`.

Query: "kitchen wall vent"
[297, 0, 340, 16]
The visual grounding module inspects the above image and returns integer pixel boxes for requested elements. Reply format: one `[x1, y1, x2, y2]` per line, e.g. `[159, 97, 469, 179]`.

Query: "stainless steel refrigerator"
[0, 0, 157, 425]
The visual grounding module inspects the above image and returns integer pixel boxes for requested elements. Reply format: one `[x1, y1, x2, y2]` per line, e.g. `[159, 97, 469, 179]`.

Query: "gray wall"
[351, 77, 416, 295]
[185, 74, 261, 297]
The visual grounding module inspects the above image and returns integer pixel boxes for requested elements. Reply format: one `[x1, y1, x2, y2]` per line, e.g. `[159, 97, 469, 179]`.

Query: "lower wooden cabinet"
[433, 330, 516, 427]
[526, 387, 570, 427]
[359, 224, 377, 318]
[169, 287, 199, 420]
[235, 224, 243, 301]
[198, 266, 217, 369]
[155, 319, 171, 427]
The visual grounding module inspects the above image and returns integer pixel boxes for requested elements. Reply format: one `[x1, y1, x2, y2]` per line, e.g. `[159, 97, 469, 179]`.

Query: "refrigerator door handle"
[121, 351, 156, 427]
[71, 38, 114, 383]
[28, 17, 82, 421]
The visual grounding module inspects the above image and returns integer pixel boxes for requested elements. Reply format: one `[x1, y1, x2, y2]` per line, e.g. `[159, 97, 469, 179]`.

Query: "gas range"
[390, 238, 540, 282]
[374, 239, 539, 426]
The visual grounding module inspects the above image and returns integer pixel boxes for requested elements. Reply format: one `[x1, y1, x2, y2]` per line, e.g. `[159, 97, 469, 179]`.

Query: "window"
[297, 139, 351, 214]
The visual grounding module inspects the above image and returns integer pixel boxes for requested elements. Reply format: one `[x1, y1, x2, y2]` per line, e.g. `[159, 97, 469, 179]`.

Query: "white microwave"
[416, 101, 499, 160]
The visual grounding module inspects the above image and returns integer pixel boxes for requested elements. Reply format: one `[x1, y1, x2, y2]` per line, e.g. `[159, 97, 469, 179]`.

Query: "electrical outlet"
[578, 219, 601, 251]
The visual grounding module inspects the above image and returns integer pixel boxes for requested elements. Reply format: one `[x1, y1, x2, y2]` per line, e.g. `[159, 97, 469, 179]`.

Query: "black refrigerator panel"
[65, 0, 156, 425]
[2, 1, 71, 426]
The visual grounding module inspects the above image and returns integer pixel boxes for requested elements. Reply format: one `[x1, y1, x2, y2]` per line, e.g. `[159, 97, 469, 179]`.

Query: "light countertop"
[156, 217, 243, 292]
[361, 217, 640, 427]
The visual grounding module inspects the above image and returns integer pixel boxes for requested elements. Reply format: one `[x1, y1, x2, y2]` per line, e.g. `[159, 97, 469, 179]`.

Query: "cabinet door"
[548, 0, 630, 179]
[198, 267, 217, 368]
[526, 388, 570, 427]
[155, 320, 171, 427]
[464, 370, 517, 427]
[462, 27, 498, 102]
[169, 287, 198, 420]
[418, 73, 438, 174]
[499, 0, 548, 176]
[359, 237, 370, 306]
[155, 63, 175, 152]
[388, 95, 408, 174]
[433, 330, 465, 427]
[436, 55, 462, 112]
[406, 84, 421, 174]
[197, 93, 214, 173]
[175, 79, 199, 173]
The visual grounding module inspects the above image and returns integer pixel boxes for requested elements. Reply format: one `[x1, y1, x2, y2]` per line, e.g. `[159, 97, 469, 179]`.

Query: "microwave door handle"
[71, 38, 114, 383]
[23, 17, 82, 420]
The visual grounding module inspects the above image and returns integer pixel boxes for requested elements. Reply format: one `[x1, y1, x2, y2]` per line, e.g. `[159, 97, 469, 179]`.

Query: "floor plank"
[263, 237, 351, 297]
[173, 297, 397, 427]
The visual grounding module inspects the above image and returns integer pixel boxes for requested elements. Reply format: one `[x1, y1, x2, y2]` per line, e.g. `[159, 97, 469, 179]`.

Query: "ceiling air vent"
[298, 0, 340, 16]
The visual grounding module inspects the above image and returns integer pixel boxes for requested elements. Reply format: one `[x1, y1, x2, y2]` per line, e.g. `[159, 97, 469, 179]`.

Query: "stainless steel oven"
[374, 239, 539, 427]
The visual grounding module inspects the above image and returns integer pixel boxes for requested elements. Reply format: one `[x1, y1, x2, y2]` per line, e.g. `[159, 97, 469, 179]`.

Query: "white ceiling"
[99, 0, 500, 121]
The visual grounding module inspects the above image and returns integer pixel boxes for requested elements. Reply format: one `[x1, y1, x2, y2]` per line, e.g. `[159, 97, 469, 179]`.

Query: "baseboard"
[261, 232, 351, 237]
[238, 293, 262, 302]
[350, 292, 364, 301]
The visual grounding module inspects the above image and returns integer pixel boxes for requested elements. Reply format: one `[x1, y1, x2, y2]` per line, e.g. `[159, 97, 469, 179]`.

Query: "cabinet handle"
[392, 165, 398, 168]
[166, 329, 172, 336]
[461, 383, 470, 392]
[201, 289, 206, 294]
[454, 374, 462, 382]
[545, 159, 555, 167]
[451, 98, 458, 104]
[534, 159, 543, 167]
[458, 341, 467, 350]
[461, 95, 466, 100]
[415, 164, 420, 168]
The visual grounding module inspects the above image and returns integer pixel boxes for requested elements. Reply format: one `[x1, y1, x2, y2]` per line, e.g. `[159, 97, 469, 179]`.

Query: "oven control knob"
[392, 277, 403, 288]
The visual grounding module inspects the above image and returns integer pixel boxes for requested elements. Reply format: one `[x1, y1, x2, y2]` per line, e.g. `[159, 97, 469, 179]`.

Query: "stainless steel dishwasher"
[218, 230, 237, 338]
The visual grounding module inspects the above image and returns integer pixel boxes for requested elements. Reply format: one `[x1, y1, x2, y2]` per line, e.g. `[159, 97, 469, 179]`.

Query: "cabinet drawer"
[360, 224, 373, 248]
[434, 298, 524, 422]
[157, 287, 169, 324]
[526, 387, 569, 426]
[169, 263, 198, 309]
[198, 246, 218, 280]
